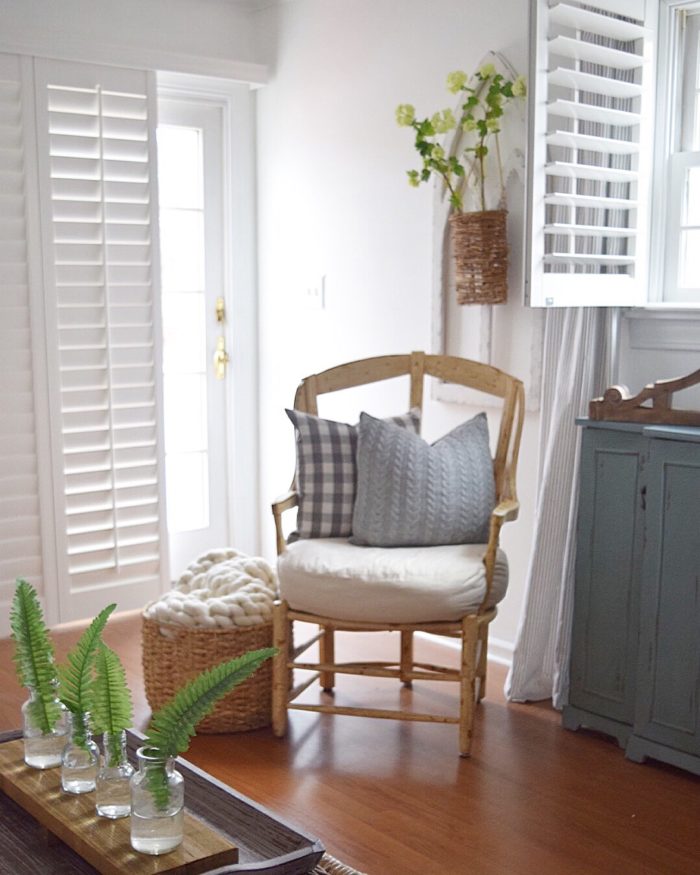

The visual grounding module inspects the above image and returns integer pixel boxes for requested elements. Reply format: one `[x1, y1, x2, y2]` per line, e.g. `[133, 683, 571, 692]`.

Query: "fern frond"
[144, 647, 276, 808]
[10, 579, 60, 733]
[58, 603, 116, 723]
[92, 643, 133, 738]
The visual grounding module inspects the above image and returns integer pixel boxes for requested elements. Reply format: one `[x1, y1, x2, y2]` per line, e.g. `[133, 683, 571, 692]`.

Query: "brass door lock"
[213, 335, 229, 379]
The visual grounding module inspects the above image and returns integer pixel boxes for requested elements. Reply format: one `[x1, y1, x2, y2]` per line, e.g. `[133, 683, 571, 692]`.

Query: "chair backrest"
[292, 351, 525, 504]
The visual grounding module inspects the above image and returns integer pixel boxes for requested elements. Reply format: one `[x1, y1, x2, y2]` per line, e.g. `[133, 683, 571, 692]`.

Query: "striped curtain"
[505, 307, 612, 706]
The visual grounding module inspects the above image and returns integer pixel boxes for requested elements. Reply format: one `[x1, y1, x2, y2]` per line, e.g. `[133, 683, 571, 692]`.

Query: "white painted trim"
[157, 72, 260, 556]
[416, 631, 514, 667]
[146, 70, 171, 596]
[0, 36, 267, 86]
[20, 55, 62, 627]
[624, 307, 700, 349]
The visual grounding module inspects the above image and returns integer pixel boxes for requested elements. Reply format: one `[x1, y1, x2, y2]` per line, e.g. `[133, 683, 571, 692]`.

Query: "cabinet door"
[634, 439, 700, 756]
[569, 427, 645, 726]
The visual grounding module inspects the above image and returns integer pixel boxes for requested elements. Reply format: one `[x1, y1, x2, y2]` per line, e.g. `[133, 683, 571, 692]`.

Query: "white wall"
[254, 0, 540, 659]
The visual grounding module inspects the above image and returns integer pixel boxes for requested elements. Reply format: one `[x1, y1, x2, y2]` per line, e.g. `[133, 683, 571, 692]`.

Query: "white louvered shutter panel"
[527, 0, 658, 307]
[33, 59, 168, 620]
[0, 54, 50, 634]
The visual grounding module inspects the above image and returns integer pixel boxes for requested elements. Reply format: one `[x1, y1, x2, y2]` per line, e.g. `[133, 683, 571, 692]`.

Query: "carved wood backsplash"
[589, 369, 700, 426]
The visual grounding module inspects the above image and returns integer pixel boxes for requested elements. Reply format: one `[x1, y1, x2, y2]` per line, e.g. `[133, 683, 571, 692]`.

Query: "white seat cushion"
[277, 538, 508, 624]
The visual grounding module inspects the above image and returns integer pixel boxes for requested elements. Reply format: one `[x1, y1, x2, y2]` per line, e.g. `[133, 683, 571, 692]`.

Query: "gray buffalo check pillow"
[286, 408, 420, 539]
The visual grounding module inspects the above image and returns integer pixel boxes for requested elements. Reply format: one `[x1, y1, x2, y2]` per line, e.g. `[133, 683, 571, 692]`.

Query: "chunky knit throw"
[143, 549, 277, 629]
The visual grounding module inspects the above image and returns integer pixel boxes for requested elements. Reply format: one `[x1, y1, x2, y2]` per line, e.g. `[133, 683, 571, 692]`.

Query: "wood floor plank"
[1, 612, 700, 874]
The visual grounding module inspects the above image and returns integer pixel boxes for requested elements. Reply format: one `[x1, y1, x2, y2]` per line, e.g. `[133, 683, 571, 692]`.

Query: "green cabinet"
[563, 421, 700, 776]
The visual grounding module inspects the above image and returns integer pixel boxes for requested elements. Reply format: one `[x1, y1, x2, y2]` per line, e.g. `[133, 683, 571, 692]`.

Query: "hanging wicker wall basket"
[449, 208, 508, 305]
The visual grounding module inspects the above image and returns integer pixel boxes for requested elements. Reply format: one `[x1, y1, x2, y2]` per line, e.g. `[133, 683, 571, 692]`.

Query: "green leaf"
[144, 648, 276, 809]
[58, 603, 116, 722]
[92, 643, 133, 738]
[10, 579, 60, 733]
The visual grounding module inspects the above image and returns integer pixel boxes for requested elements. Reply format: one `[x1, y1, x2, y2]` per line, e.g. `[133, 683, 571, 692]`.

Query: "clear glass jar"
[61, 711, 99, 794]
[96, 730, 134, 818]
[21, 687, 69, 769]
[130, 746, 184, 855]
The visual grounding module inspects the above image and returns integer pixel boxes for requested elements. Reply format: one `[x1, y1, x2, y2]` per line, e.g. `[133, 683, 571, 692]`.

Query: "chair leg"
[400, 630, 413, 688]
[319, 625, 335, 692]
[477, 622, 489, 703]
[272, 599, 289, 737]
[459, 615, 479, 757]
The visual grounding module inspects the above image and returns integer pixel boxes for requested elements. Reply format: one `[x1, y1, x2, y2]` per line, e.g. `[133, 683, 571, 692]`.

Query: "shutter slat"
[545, 191, 637, 209]
[549, 1, 649, 41]
[546, 129, 639, 155]
[548, 98, 640, 127]
[545, 223, 634, 237]
[545, 160, 637, 183]
[547, 66, 643, 99]
[544, 252, 635, 265]
[548, 34, 645, 70]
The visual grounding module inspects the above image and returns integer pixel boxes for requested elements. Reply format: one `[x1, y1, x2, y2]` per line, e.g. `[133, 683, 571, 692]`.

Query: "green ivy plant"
[92, 642, 134, 763]
[396, 63, 526, 212]
[143, 648, 276, 809]
[10, 579, 61, 733]
[58, 603, 116, 748]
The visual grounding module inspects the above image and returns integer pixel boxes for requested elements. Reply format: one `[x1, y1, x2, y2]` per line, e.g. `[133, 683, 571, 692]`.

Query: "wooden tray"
[0, 730, 325, 875]
[0, 739, 238, 875]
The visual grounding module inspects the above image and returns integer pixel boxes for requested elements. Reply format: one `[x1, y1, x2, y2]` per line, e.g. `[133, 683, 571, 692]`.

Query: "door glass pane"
[157, 126, 203, 209]
[165, 452, 208, 532]
[161, 293, 206, 374]
[159, 211, 205, 292]
[163, 375, 207, 453]
[157, 124, 209, 533]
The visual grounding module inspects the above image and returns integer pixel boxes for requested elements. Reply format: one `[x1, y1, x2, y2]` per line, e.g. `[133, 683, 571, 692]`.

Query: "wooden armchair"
[271, 352, 524, 755]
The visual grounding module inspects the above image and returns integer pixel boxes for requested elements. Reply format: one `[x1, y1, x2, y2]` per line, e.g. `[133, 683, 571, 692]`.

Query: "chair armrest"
[491, 498, 520, 524]
[271, 490, 299, 555]
[479, 498, 520, 613]
[272, 489, 299, 515]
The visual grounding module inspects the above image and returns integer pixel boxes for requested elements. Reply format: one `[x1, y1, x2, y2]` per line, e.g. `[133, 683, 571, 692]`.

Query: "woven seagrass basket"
[449, 209, 508, 305]
[142, 615, 273, 733]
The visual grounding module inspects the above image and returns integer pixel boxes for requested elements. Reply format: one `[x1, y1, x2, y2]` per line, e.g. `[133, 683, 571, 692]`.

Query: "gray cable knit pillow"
[351, 411, 495, 547]
[287, 408, 420, 539]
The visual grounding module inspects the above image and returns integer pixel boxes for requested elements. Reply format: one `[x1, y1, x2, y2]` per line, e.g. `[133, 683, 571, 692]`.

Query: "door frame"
[157, 72, 260, 559]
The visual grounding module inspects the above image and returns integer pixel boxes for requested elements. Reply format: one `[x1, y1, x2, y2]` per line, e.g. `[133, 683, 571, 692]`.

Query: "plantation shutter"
[0, 54, 52, 630]
[33, 58, 168, 620]
[527, 0, 658, 307]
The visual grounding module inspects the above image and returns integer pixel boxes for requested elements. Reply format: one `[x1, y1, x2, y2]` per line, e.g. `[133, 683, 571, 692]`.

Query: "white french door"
[157, 99, 231, 575]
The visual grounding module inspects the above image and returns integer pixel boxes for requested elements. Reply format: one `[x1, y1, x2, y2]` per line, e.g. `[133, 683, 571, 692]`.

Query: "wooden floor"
[2, 611, 700, 875]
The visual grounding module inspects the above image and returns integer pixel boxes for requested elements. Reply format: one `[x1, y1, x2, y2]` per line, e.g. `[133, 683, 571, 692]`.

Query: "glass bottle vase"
[21, 687, 69, 769]
[61, 711, 99, 794]
[130, 746, 184, 855]
[96, 730, 134, 818]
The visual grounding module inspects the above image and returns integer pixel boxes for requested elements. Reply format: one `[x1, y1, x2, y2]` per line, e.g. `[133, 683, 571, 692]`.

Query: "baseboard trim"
[416, 631, 514, 667]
